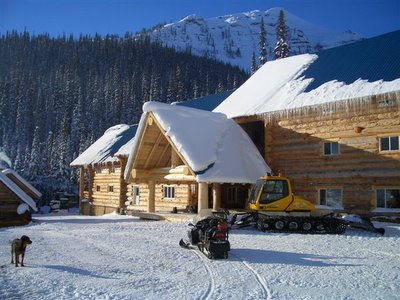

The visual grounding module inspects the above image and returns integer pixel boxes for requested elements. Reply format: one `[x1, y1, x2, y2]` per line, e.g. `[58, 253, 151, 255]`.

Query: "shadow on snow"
[230, 248, 360, 267]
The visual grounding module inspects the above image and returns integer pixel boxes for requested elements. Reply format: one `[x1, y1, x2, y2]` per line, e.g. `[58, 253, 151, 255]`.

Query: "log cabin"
[0, 172, 38, 227]
[70, 124, 137, 215]
[123, 102, 269, 213]
[2, 169, 42, 203]
[214, 31, 400, 216]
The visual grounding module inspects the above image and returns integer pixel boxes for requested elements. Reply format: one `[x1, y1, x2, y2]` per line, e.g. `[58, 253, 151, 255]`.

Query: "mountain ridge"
[140, 8, 363, 70]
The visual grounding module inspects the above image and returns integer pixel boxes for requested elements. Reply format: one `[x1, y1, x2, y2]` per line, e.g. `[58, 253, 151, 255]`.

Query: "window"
[133, 186, 140, 205]
[96, 185, 101, 192]
[324, 142, 339, 155]
[376, 188, 400, 209]
[380, 136, 399, 152]
[378, 99, 393, 107]
[108, 185, 114, 193]
[95, 166, 102, 174]
[319, 188, 342, 208]
[163, 185, 175, 199]
[109, 164, 115, 173]
[259, 180, 289, 204]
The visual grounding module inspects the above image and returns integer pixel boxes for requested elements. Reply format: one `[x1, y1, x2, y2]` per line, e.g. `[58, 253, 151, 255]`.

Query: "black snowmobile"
[179, 211, 230, 259]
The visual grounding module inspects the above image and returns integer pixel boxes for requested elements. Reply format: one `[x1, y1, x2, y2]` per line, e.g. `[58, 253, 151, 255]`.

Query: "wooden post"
[198, 182, 209, 213]
[87, 165, 94, 200]
[212, 183, 221, 210]
[119, 159, 127, 214]
[79, 166, 85, 200]
[148, 180, 155, 213]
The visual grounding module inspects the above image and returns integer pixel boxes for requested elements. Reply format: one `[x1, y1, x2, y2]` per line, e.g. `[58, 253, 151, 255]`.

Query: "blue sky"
[1, 0, 399, 38]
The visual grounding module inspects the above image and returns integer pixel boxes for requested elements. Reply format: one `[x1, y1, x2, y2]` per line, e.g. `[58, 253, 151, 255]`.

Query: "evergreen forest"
[0, 31, 248, 200]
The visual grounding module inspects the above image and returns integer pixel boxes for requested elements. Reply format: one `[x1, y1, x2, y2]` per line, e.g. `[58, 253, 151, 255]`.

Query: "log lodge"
[72, 31, 399, 217]
[214, 31, 400, 216]
[123, 102, 269, 214]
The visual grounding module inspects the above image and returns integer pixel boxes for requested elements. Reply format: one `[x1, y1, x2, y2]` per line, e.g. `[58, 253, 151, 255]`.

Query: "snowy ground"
[1, 212, 399, 300]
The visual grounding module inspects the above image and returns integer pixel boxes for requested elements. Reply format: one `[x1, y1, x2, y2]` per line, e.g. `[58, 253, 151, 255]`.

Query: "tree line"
[0, 31, 248, 200]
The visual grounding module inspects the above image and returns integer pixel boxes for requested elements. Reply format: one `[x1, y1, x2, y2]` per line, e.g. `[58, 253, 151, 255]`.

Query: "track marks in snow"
[230, 252, 272, 300]
[192, 250, 216, 300]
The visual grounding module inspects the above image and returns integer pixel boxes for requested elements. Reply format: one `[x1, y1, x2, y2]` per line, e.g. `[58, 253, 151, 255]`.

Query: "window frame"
[133, 185, 140, 205]
[107, 185, 114, 193]
[323, 141, 340, 156]
[318, 188, 343, 208]
[379, 136, 399, 152]
[163, 185, 176, 200]
[376, 187, 400, 209]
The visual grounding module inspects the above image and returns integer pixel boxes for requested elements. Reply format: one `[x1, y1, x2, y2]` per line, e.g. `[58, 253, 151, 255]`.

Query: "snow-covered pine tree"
[251, 51, 258, 75]
[274, 10, 290, 59]
[259, 16, 267, 66]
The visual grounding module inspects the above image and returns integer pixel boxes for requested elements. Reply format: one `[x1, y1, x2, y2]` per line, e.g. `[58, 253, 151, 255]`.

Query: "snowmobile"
[179, 210, 230, 259]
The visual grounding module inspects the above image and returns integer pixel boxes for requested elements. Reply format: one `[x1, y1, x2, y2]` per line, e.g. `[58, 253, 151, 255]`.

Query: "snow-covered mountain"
[140, 8, 363, 70]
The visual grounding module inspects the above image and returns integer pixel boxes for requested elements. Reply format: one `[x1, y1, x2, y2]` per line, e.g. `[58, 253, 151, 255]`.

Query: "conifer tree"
[259, 16, 267, 66]
[274, 10, 290, 59]
[251, 51, 258, 75]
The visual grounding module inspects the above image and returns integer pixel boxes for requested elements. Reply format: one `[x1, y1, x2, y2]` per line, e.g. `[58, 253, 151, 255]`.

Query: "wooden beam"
[149, 112, 196, 176]
[79, 166, 85, 200]
[144, 131, 163, 169]
[155, 143, 170, 166]
[212, 183, 221, 211]
[148, 180, 155, 213]
[198, 182, 209, 213]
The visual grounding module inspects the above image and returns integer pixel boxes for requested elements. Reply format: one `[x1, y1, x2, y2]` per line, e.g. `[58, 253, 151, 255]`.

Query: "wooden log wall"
[0, 183, 31, 227]
[236, 93, 400, 215]
[88, 162, 125, 215]
[126, 182, 195, 212]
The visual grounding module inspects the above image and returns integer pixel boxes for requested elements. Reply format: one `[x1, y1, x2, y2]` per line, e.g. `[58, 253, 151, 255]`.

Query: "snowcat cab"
[247, 175, 315, 214]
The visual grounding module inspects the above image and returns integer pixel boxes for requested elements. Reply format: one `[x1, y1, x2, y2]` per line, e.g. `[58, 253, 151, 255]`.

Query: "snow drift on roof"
[2, 169, 42, 198]
[70, 124, 137, 167]
[174, 90, 233, 111]
[214, 31, 400, 118]
[0, 172, 37, 212]
[126, 102, 270, 183]
[214, 54, 318, 118]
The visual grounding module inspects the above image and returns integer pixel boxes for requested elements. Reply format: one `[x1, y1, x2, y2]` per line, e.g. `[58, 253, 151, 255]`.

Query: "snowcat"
[231, 175, 355, 234]
[231, 174, 384, 234]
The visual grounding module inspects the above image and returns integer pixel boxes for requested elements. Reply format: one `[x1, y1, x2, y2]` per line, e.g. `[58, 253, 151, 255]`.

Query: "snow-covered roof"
[125, 102, 270, 183]
[2, 169, 42, 198]
[0, 172, 37, 212]
[214, 31, 400, 118]
[174, 90, 233, 111]
[70, 124, 138, 167]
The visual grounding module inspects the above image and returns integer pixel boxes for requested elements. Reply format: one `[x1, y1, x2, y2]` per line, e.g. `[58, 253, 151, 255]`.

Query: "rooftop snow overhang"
[125, 102, 270, 184]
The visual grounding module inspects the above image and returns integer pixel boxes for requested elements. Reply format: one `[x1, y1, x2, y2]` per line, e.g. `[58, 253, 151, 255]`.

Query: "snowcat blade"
[347, 219, 385, 235]
[348, 222, 385, 235]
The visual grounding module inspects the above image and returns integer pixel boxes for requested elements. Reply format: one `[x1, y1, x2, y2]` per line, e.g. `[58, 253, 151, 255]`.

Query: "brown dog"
[11, 235, 32, 267]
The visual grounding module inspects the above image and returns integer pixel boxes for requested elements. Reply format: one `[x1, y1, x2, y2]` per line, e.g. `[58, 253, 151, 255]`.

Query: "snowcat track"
[256, 216, 347, 234]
